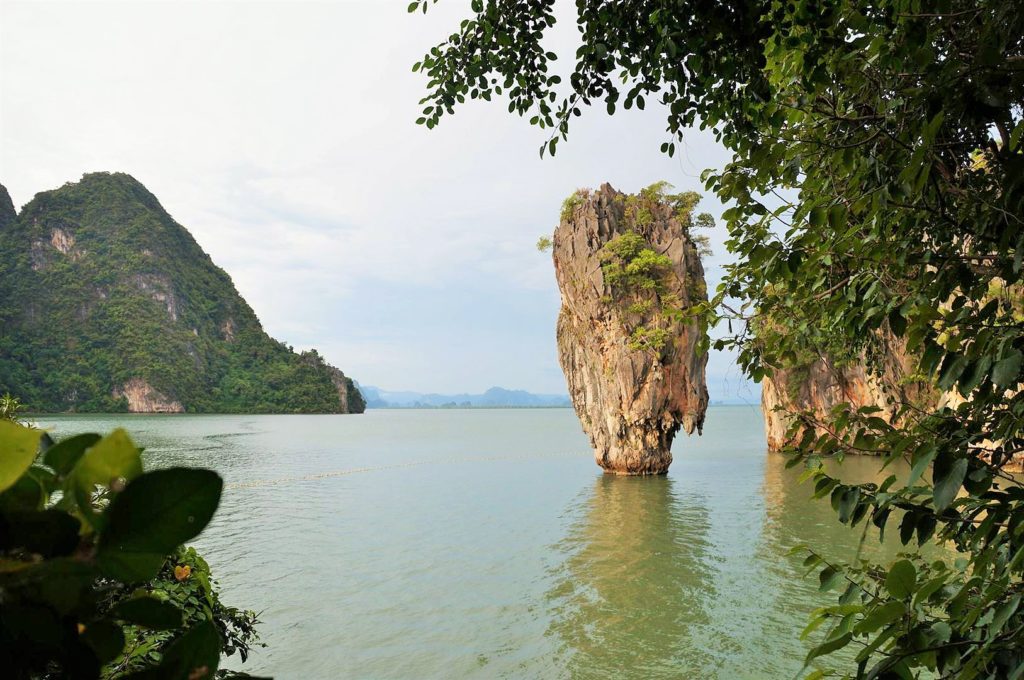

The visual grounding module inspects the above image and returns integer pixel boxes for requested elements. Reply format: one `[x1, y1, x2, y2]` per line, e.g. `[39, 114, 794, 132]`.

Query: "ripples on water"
[42, 407, 932, 679]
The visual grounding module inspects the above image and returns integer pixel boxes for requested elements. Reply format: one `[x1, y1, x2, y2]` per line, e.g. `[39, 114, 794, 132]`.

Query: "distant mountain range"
[358, 385, 571, 409]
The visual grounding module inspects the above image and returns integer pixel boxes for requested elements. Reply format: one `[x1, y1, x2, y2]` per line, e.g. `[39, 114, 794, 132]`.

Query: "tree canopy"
[412, 1, 1024, 677]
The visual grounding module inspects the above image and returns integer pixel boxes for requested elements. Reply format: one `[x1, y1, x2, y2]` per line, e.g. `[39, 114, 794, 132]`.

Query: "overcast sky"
[0, 0, 757, 401]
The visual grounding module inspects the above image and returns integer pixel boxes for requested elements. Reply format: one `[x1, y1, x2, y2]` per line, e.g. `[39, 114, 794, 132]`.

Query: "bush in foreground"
[0, 418, 265, 679]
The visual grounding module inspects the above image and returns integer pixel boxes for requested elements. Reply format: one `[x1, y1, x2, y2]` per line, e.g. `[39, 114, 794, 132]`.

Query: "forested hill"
[0, 172, 365, 414]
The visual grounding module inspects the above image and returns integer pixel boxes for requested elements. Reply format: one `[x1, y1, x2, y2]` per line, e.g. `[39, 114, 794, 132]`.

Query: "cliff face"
[762, 337, 1024, 472]
[112, 378, 185, 413]
[763, 358, 893, 450]
[325, 364, 366, 414]
[0, 173, 364, 414]
[761, 330, 928, 450]
[553, 184, 709, 475]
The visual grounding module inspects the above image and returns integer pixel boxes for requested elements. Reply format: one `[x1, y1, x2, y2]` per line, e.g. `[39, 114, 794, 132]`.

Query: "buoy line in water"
[224, 450, 587, 490]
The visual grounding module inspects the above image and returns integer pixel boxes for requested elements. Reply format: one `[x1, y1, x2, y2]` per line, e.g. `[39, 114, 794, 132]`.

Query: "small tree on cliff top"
[411, 1, 1024, 677]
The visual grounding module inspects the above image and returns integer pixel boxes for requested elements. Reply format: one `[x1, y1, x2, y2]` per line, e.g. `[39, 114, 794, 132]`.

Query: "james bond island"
[551, 183, 711, 475]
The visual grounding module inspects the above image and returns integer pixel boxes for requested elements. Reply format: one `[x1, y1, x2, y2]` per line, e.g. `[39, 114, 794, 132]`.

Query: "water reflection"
[761, 451, 921, 563]
[752, 452, 946, 676]
[545, 475, 716, 678]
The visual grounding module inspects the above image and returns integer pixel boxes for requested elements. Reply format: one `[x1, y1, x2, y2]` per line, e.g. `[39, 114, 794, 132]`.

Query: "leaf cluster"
[0, 421, 265, 679]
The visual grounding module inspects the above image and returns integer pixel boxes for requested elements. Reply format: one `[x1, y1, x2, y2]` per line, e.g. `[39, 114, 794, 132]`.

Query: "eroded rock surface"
[324, 364, 367, 414]
[553, 183, 709, 475]
[761, 333, 1024, 471]
[761, 330, 928, 450]
[113, 378, 184, 413]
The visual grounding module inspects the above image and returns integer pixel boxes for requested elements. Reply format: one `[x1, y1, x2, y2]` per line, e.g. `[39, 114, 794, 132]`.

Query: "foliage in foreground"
[411, 1, 1024, 677]
[0, 417, 264, 679]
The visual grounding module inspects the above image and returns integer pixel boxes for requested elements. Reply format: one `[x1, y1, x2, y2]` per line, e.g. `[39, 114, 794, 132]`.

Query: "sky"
[0, 0, 757, 402]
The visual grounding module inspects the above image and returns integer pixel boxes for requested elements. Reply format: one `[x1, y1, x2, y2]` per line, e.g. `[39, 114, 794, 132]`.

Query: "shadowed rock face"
[553, 184, 709, 475]
[761, 330, 929, 451]
[761, 338, 1024, 472]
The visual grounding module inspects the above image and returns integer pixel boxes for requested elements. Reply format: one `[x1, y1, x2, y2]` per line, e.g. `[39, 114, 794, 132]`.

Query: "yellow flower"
[174, 564, 192, 581]
[77, 623, 86, 634]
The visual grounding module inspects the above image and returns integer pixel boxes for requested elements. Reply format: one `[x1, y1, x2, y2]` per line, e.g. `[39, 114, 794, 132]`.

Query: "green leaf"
[110, 596, 184, 630]
[808, 206, 827, 227]
[96, 468, 222, 582]
[915, 514, 937, 546]
[827, 204, 846, 229]
[3, 558, 98, 615]
[142, 619, 221, 680]
[885, 559, 917, 599]
[68, 429, 142, 528]
[0, 469, 46, 511]
[937, 354, 967, 391]
[800, 615, 829, 640]
[855, 601, 905, 633]
[933, 455, 967, 511]
[81, 619, 126, 664]
[992, 351, 1022, 388]
[0, 509, 81, 558]
[805, 632, 852, 663]
[819, 565, 844, 592]
[855, 626, 897, 663]
[899, 511, 917, 545]
[913, 575, 949, 608]
[989, 595, 1021, 635]
[837, 486, 859, 524]
[0, 421, 42, 493]
[43, 433, 101, 477]
[908, 445, 936, 486]
[958, 356, 992, 395]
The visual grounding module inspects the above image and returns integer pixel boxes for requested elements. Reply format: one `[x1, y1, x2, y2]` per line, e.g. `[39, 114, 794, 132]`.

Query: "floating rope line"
[224, 450, 587, 490]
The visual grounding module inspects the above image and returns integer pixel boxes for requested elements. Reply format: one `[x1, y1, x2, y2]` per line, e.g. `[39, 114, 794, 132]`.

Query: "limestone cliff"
[0, 173, 364, 414]
[760, 332, 1024, 471]
[553, 183, 709, 475]
[325, 364, 367, 414]
[113, 378, 185, 413]
[761, 330, 929, 450]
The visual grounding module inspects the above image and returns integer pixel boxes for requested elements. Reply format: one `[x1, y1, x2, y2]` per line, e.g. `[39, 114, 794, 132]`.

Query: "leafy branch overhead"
[411, 1, 1024, 677]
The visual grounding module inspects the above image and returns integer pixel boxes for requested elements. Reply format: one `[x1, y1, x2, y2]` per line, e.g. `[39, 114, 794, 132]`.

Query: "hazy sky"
[0, 0, 757, 401]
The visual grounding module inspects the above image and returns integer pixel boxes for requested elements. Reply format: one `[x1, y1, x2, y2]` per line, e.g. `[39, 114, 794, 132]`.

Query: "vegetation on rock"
[553, 183, 709, 474]
[0, 173, 363, 414]
[412, 1, 1024, 676]
[597, 182, 712, 354]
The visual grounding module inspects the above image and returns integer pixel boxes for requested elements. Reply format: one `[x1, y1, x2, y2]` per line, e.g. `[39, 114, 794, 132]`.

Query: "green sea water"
[40, 406, 927, 679]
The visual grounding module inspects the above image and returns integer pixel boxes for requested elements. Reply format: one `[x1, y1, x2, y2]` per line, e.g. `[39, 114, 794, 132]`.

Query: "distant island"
[0, 173, 364, 414]
[359, 385, 571, 409]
